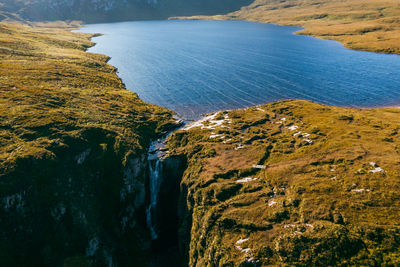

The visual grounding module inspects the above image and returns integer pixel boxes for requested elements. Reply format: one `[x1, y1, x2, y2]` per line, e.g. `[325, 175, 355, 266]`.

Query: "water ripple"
[78, 20, 400, 119]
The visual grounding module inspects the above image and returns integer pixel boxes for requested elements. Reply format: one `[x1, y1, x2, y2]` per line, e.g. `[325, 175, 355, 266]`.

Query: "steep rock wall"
[167, 101, 400, 266]
[0, 22, 177, 267]
[0, 127, 153, 266]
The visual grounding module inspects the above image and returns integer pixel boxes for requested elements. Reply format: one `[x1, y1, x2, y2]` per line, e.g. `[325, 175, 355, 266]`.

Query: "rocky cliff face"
[0, 0, 253, 22]
[0, 22, 177, 266]
[1, 128, 151, 266]
[146, 152, 187, 266]
[3, 20, 400, 267]
[167, 100, 400, 266]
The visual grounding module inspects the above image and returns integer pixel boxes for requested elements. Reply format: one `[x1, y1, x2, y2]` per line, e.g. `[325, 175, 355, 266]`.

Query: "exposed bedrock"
[0, 128, 154, 266]
[146, 148, 187, 266]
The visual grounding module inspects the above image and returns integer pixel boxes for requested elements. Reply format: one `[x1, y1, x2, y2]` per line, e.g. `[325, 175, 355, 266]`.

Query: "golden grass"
[174, 0, 400, 54]
[0, 22, 173, 173]
[168, 100, 400, 265]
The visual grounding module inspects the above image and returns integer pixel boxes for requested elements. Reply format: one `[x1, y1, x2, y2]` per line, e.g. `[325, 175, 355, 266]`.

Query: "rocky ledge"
[167, 99, 400, 266]
[0, 21, 177, 266]
[1, 21, 400, 266]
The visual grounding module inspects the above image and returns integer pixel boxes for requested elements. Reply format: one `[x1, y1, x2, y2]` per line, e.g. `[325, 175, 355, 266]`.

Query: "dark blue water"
[78, 20, 400, 119]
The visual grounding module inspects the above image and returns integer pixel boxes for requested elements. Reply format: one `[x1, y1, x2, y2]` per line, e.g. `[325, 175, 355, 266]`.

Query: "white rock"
[288, 125, 298, 131]
[241, 248, 251, 254]
[235, 238, 251, 254]
[351, 188, 371, 193]
[235, 144, 245, 150]
[370, 167, 384, 173]
[236, 177, 258, 183]
[268, 200, 277, 207]
[246, 257, 257, 264]
[209, 133, 225, 139]
[236, 238, 249, 245]
[222, 138, 232, 144]
[284, 224, 296, 228]
[184, 113, 232, 131]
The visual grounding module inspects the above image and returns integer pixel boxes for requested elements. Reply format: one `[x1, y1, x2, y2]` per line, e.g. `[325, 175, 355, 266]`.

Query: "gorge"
[84, 19, 400, 266]
[1, 0, 400, 265]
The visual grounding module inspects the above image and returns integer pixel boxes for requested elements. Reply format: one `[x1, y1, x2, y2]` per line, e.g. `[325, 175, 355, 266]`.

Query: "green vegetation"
[1, 12, 400, 265]
[0, 21, 174, 173]
[0, 0, 253, 23]
[0, 21, 175, 266]
[168, 100, 400, 266]
[174, 0, 400, 54]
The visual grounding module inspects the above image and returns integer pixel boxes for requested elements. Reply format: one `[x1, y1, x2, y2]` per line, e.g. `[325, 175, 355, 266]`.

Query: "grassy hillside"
[168, 100, 400, 266]
[0, 21, 174, 172]
[174, 0, 400, 54]
[0, 21, 175, 266]
[0, 0, 253, 23]
[2, 6, 400, 265]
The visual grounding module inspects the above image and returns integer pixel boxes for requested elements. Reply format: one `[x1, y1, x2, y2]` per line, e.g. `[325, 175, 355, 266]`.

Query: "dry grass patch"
[168, 100, 400, 266]
[0, 21, 174, 173]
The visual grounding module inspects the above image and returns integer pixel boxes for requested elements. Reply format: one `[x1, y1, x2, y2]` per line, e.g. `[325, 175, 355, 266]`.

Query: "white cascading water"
[146, 142, 164, 240]
[145, 120, 185, 241]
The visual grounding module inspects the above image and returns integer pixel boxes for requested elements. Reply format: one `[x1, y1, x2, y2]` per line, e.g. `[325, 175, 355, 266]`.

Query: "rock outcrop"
[167, 100, 400, 266]
[0, 22, 176, 266]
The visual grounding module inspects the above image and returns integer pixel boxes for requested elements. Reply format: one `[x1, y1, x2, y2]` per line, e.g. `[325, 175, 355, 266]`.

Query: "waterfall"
[146, 158, 163, 240]
[145, 133, 187, 265]
[146, 138, 167, 240]
[146, 120, 185, 241]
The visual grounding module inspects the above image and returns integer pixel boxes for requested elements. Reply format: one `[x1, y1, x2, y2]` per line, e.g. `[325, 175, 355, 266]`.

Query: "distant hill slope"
[0, 0, 252, 22]
[176, 0, 400, 54]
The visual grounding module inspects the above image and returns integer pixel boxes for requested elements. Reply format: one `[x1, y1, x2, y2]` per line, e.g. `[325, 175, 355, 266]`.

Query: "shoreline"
[171, 16, 400, 56]
[170, 0, 400, 56]
[1, 20, 400, 266]
[0, 21, 178, 266]
[77, 20, 400, 121]
[167, 98, 400, 266]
